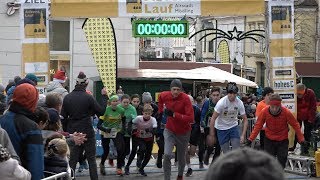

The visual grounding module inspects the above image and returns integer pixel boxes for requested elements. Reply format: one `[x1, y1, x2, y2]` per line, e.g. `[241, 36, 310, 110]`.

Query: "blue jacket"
[0, 103, 44, 180]
[200, 99, 216, 127]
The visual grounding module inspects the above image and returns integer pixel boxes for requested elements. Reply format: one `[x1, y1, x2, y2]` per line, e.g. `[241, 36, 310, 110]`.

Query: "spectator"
[46, 70, 68, 99]
[0, 83, 43, 180]
[0, 126, 20, 162]
[0, 144, 31, 180]
[289, 84, 317, 155]
[205, 148, 284, 180]
[61, 71, 104, 180]
[25, 73, 39, 86]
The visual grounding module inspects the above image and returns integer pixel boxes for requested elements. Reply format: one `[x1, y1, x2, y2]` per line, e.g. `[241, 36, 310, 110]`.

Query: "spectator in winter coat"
[158, 79, 194, 180]
[0, 144, 31, 180]
[0, 126, 20, 162]
[0, 84, 5, 104]
[46, 70, 68, 99]
[44, 138, 70, 179]
[0, 83, 44, 180]
[248, 93, 305, 168]
[289, 84, 317, 154]
[61, 71, 104, 180]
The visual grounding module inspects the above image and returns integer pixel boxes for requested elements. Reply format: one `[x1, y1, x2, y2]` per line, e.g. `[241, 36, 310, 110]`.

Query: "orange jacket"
[249, 106, 304, 143]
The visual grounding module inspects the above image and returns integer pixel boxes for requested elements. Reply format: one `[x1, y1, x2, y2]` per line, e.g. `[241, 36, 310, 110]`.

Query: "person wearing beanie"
[25, 73, 39, 86]
[0, 83, 44, 180]
[157, 79, 194, 180]
[0, 144, 31, 180]
[247, 93, 306, 168]
[207, 82, 248, 154]
[61, 71, 104, 180]
[46, 70, 68, 99]
[205, 148, 285, 180]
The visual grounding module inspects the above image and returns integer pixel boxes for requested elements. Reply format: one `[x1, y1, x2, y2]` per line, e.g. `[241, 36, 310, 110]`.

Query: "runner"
[247, 93, 306, 168]
[158, 79, 194, 180]
[97, 95, 126, 176]
[207, 82, 248, 153]
[199, 87, 221, 165]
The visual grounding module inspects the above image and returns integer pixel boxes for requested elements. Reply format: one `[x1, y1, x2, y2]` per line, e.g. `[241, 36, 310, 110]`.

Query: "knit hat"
[205, 148, 284, 180]
[47, 108, 60, 123]
[0, 144, 11, 162]
[53, 70, 66, 84]
[14, 76, 21, 84]
[142, 92, 152, 103]
[25, 73, 39, 85]
[109, 95, 119, 102]
[12, 83, 39, 112]
[170, 79, 182, 89]
[76, 72, 88, 85]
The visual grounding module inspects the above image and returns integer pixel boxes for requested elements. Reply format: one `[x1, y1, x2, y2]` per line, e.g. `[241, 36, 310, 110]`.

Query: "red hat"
[13, 83, 39, 112]
[53, 70, 66, 83]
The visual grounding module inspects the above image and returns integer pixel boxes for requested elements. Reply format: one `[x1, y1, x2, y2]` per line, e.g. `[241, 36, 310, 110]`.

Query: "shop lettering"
[273, 80, 294, 89]
[145, 4, 173, 13]
[25, 0, 45, 3]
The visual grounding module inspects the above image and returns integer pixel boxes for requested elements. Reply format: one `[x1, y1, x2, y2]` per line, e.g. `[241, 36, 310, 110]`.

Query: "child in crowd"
[0, 144, 31, 180]
[125, 104, 157, 176]
[44, 138, 70, 179]
[97, 95, 126, 176]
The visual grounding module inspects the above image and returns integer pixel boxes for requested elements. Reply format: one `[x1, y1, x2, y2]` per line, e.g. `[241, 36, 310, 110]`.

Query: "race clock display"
[132, 20, 189, 38]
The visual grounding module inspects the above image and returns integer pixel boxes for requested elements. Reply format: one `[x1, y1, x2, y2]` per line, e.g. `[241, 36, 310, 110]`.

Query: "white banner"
[118, 0, 201, 17]
[20, 0, 49, 43]
[273, 68, 294, 79]
[283, 102, 295, 113]
[278, 92, 295, 101]
[272, 57, 294, 68]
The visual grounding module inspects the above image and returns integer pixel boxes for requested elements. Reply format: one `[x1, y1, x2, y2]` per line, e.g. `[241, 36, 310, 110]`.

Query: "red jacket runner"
[249, 106, 304, 143]
[158, 91, 194, 135]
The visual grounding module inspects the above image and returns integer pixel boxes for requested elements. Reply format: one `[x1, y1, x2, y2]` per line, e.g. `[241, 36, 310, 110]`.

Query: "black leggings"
[101, 133, 125, 169]
[126, 137, 153, 169]
[198, 128, 220, 163]
[124, 136, 131, 156]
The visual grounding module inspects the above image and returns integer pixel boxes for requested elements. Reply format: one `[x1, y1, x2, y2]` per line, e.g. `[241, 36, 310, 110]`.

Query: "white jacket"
[0, 158, 31, 180]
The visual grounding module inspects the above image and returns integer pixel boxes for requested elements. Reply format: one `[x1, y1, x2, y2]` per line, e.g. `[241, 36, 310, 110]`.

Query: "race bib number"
[103, 128, 118, 138]
[138, 129, 153, 138]
[222, 110, 237, 119]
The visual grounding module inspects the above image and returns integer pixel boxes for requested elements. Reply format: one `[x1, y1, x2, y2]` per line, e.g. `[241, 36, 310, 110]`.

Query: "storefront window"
[49, 20, 71, 92]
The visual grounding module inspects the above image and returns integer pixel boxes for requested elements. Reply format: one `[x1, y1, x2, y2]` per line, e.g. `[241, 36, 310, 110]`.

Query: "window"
[203, 31, 207, 52]
[258, 23, 265, 54]
[49, 20, 71, 91]
[248, 23, 255, 53]
[49, 21, 70, 51]
[208, 40, 214, 52]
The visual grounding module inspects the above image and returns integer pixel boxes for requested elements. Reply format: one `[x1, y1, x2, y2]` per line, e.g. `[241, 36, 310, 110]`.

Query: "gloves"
[164, 109, 174, 117]
[245, 140, 252, 147]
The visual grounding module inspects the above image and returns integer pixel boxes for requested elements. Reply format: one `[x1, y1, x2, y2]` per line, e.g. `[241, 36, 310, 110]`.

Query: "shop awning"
[51, 0, 265, 18]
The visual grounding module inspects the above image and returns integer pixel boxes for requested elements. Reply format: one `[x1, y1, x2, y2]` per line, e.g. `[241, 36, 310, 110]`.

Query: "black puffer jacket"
[44, 155, 68, 179]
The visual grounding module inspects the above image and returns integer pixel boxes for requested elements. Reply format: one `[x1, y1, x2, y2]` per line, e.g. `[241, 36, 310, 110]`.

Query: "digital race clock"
[132, 20, 189, 38]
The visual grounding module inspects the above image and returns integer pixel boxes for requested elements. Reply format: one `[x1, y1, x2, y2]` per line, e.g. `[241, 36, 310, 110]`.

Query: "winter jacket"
[297, 88, 317, 124]
[0, 158, 31, 180]
[158, 91, 194, 135]
[44, 155, 68, 179]
[0, 103, 44, 180]
[61, 85, 105, 138]
[249, 106, 304, 143]
[200, 99, 216, 127]
[0, 127, 20, 162]
[46, 81, 68, 99]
